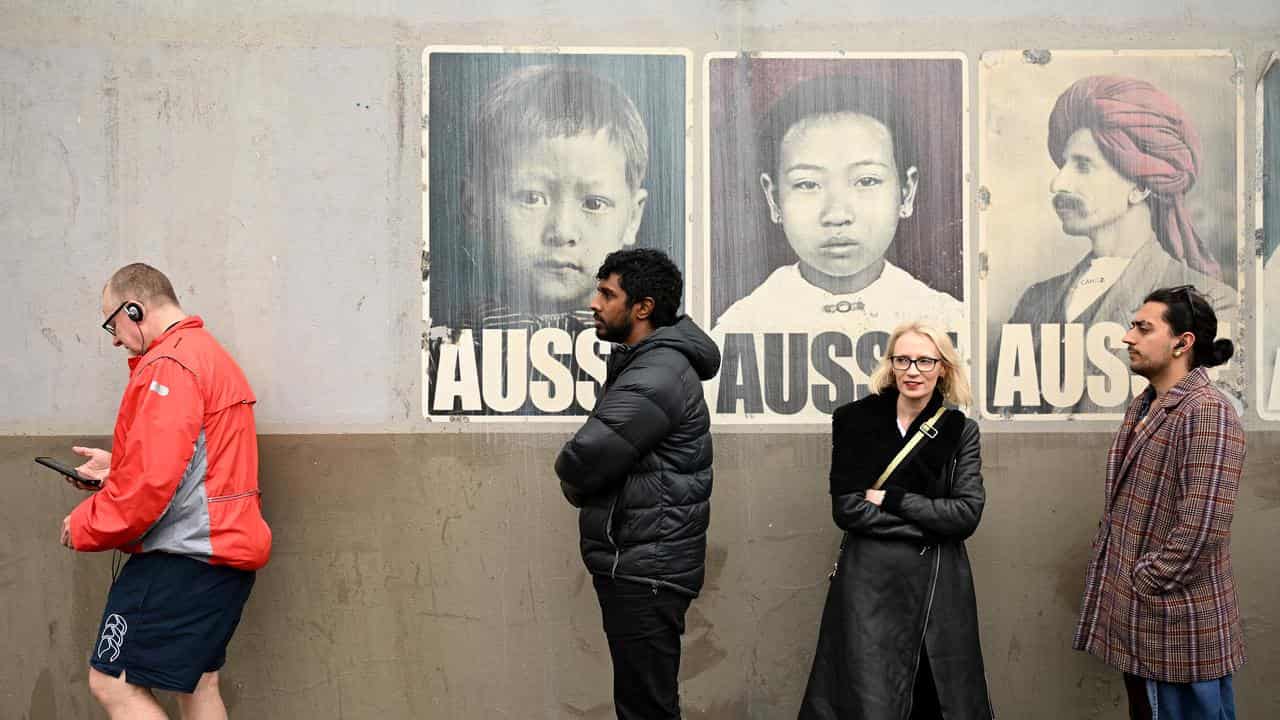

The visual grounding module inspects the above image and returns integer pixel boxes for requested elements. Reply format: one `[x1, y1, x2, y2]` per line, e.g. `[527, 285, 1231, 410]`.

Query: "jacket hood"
[631, 315, 721, 381]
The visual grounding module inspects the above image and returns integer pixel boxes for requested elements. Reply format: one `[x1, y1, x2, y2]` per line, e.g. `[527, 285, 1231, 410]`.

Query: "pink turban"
[1047, 75, 1220, 278]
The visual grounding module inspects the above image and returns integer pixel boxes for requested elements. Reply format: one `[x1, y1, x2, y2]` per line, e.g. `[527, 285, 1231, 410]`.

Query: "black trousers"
[593, 575, 693, 720]
[1123, 673, 1154, 720]
[911, 647, 943, 719]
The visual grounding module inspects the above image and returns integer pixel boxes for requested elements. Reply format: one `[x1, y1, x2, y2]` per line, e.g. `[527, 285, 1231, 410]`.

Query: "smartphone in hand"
[34, 457, 103, 489]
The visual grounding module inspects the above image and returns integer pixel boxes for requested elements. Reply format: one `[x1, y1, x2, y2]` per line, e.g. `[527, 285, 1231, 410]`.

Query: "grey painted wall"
[2, 2, 1278, 719]
[2, 1, 1279, 434]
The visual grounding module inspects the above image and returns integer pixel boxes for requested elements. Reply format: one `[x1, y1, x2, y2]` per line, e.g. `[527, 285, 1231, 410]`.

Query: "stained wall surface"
[5, 433, 1278, 719]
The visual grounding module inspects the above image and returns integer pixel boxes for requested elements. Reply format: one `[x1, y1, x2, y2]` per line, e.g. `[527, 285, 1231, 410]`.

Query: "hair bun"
[1209, 338, 1234, 367]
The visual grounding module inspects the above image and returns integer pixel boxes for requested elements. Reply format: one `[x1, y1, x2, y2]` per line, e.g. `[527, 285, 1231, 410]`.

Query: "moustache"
[1053, 194, 1086, 214]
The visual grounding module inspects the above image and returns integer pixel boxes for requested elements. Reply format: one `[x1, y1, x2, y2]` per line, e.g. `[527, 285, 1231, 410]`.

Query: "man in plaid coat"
[1074, 286, 1246, 719]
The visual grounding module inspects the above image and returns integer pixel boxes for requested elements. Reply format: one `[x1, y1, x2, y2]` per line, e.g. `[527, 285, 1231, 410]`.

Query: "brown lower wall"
[2, 432, 1276, 719]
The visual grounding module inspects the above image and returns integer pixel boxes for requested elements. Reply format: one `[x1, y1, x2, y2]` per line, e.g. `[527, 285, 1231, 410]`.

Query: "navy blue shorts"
[90, 552, 255, 693]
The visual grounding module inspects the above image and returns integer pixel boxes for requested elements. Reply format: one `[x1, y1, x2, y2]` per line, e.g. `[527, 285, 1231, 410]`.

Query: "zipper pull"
[919, 545, 931, 556]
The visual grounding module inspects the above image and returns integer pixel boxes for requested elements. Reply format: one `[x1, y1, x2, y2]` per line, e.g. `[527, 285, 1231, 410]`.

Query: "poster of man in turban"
[1257, 53, 1280, 419]
[979, 51, 1244, 419]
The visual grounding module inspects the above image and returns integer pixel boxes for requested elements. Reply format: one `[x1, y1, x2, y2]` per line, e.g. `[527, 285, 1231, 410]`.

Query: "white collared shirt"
[712, 261, 966, 338]
[1062, 255, 1133, 323]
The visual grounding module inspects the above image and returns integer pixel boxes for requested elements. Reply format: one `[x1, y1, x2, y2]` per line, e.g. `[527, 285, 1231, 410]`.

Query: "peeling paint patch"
[1023, 49, 1052, 65]
[40, 327, 62, 351]
[976, 186, 991, 211]
[559, 700, 612, 718]
[1007, 632, 1023, 664]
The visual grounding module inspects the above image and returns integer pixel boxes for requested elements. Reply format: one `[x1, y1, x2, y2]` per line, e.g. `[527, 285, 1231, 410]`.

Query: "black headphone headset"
[122, 301, 147, 350]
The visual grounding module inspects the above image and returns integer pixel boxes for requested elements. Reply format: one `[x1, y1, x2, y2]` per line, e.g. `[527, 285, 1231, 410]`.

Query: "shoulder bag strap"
[871, 405, 948, 490]
[829, 405, 948, 580]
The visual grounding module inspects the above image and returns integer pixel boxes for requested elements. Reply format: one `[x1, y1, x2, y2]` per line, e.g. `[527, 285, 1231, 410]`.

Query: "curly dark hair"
[596, 248, 683, 327]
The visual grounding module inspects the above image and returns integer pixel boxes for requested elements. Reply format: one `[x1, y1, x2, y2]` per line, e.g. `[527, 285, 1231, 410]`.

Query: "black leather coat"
[555, 316, 721, 597]
[799, 390, 994, 719]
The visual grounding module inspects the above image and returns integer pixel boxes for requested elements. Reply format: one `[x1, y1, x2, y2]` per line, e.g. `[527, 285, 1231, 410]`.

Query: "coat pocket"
[1131, 582, 1193, 622]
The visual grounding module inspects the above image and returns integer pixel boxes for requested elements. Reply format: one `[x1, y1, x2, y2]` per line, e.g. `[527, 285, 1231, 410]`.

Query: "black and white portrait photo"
[705, 52, 968, 423]
[422, 48, 689, 419]
[979, 50, 1243, 419]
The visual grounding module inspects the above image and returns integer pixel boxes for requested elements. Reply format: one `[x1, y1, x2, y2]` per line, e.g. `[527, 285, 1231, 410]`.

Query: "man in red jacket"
[62, 263, 271, 720]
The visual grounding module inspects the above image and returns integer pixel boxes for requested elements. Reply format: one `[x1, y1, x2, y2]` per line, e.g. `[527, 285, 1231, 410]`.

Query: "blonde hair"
[868, 322, 972, 407]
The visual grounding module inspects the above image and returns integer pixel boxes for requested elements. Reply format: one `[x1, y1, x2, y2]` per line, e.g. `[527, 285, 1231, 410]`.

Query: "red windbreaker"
[69, 317, 272, 571]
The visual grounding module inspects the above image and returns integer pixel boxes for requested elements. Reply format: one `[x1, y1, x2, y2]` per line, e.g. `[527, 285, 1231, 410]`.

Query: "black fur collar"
[830, 389, 965, 496]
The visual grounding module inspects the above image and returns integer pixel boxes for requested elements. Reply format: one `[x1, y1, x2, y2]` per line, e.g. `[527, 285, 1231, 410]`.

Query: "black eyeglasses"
[102, 301, 129, 337]
[890, 355, 941, 373]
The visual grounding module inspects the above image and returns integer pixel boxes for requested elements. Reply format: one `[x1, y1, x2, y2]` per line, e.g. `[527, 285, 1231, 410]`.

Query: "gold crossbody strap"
[871, 405, 948, 491]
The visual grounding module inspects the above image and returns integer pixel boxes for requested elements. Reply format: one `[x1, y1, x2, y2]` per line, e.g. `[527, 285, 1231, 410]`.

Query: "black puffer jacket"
[554, 316, 721, 597]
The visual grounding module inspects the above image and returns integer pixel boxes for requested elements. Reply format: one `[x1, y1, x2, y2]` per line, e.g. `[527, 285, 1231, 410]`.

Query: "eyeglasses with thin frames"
[890, 355, 941, 373]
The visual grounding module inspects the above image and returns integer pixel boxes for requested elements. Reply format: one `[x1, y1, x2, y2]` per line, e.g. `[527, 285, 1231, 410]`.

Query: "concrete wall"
[2, 2, 1278, 718]
[5, 433, 1277, 718]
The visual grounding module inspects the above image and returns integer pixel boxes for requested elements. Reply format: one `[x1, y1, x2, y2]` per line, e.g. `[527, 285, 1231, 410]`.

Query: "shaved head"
[106, 263, 179, 307]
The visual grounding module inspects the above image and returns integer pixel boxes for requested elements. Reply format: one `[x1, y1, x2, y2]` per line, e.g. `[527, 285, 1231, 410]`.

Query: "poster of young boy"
[704, 52, 969, 424]
[422, 47, 690, 420]
[979, 51, 1244, 420]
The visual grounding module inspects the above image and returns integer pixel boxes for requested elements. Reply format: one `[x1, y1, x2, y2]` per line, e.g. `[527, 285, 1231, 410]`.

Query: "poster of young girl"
[704, 52, 968, 423]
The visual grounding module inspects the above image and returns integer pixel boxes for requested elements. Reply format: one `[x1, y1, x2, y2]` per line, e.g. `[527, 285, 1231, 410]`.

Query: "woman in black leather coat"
[799, 322, 994, 720]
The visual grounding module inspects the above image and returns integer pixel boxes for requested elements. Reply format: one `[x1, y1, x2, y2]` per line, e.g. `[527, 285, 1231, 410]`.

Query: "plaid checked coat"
[1073, 368, 1246, 682]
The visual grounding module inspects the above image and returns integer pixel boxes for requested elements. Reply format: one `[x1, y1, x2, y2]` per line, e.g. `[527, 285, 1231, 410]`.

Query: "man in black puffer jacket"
[555, 248, 720, 720]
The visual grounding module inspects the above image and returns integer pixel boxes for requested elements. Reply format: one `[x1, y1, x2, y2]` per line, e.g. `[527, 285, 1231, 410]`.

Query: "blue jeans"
[1124, 673, 1235, 720]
